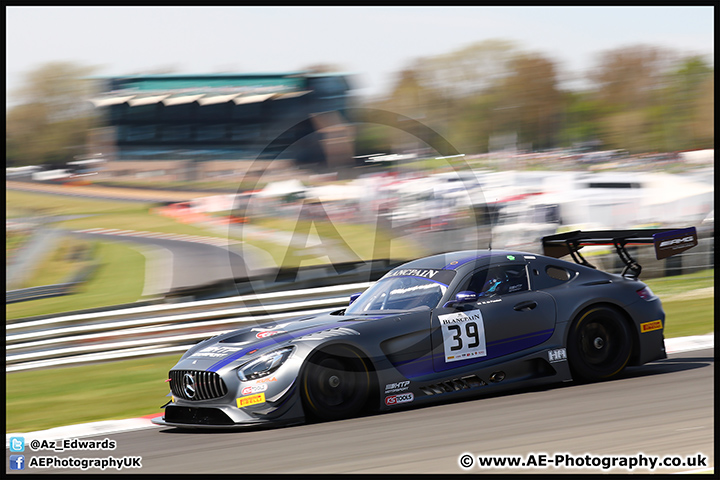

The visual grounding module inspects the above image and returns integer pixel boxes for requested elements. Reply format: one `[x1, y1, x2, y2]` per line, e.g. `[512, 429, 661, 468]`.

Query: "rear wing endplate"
[542, 227, 698, 278]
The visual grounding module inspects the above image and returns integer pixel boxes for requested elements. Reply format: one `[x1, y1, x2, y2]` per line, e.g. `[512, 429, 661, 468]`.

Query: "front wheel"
[300, 346, 371, 421]
[567, 306, 632, 382]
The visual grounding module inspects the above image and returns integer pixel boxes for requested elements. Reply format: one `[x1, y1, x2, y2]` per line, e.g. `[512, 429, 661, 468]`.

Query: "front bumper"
[152, 387, 306, 429]
[151, 404, 304, 429]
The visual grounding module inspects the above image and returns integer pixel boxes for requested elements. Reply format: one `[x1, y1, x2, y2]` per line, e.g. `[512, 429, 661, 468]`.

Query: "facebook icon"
[9, 455, 25, 470]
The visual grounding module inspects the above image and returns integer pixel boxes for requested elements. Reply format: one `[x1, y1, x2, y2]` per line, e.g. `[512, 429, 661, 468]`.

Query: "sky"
[5, 6, 715, 107]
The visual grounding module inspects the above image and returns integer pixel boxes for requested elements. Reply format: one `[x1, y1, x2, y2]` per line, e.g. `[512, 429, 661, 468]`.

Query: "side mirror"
[442, 291, 478, 308]
[456, 291, 478, 303]
[349, 292, 362, 305]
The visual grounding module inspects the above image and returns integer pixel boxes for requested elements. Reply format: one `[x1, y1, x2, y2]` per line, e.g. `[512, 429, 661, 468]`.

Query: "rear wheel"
[567, 306, 632, 382]
[301, 346, 371, 421]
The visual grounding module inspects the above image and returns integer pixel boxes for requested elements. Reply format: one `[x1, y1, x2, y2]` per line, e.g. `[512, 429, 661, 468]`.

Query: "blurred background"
[4, 6, 714, 435]
[6, 6, 714, 313]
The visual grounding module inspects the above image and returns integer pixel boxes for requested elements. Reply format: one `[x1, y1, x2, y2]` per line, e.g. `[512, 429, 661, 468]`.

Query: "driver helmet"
[479, 271, 507, 296]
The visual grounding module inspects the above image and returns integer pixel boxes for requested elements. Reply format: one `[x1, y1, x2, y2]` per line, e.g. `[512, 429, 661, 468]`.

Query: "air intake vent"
[164, 406, 234, 425]
[420, 375, 486, 396]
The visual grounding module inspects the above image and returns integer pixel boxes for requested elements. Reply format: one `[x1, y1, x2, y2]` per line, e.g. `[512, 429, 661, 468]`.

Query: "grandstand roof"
[88, 72, 345, 108]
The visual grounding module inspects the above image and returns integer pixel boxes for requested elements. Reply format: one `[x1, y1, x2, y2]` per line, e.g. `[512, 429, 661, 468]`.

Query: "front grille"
[170, 370, 228, 401]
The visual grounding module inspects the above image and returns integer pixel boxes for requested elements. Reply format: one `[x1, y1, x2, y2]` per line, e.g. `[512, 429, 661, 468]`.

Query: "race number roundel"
[438, 309, 487, 363]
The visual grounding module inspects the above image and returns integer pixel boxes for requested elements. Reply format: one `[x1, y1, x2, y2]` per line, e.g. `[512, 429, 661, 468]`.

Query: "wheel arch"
[299, 341, 380, 418]
[565, 301, 639, 380]
[565, 300, 640, 363]
[307, 341, 378, 374]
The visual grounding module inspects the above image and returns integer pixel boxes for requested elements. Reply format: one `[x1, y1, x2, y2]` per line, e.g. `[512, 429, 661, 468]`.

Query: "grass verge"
[6, 229, 31, 266]
[660, 297, 713, 338]
[15, 237, 96, 289]
[6, 241, 146, 320]
[642, 269, 714, 298]
[643, 269, 714, 338]
[6, 189, 230, 240]
[6, 355, 181, 434]
[6, 189, 148, 218]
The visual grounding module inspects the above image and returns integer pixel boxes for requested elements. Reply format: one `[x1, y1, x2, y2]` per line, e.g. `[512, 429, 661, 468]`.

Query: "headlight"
[237, 347, 294, 382]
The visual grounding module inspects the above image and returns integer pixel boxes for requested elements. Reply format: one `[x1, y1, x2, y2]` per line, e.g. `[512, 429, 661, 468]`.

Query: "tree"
[663, 56, 714, 150]
[691, 72, 714, 148]
[558, 91, 606, 149]
[589, 44, 674, 111]
[411, 39, 519, 99]
[497, 53, 564, 150]
[378, 40, 521, 155]
[588, 44, 682, 152]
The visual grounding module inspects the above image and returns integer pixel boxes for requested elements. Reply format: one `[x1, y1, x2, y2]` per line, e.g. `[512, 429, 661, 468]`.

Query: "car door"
[431, 263, 556, 373]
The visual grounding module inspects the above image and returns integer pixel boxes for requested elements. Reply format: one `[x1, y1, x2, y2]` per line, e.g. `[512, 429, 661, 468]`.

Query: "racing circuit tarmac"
[7, 346, 713, 474]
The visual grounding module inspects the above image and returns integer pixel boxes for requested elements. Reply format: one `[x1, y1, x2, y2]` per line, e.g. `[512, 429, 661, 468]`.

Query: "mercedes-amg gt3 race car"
[152, 227, 697, 429]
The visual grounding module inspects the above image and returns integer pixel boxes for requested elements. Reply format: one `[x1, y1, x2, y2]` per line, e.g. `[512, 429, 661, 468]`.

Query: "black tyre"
[301, 346, 371, 422]
[567, 306, 632, 382]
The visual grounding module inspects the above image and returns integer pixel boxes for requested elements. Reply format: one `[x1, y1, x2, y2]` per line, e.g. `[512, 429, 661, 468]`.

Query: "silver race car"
[152, 227, 697, 428]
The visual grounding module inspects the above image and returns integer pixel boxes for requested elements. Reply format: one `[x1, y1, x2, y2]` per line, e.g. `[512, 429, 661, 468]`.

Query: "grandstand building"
[88, 72, 355, 183]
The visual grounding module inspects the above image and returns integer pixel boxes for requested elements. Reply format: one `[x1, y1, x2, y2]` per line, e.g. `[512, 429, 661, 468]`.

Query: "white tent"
[255, 179, 306, 198]
[307, 184, 364, 202]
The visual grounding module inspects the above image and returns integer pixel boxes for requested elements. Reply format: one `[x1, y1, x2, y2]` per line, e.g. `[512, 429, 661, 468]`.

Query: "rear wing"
[542, 227, 698, 278]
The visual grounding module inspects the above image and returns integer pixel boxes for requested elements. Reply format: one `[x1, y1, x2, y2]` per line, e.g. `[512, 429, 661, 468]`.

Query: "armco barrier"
[6, 284, 75, 304]
[6, 282, 371, 372]
[6, 264, 99, 304]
